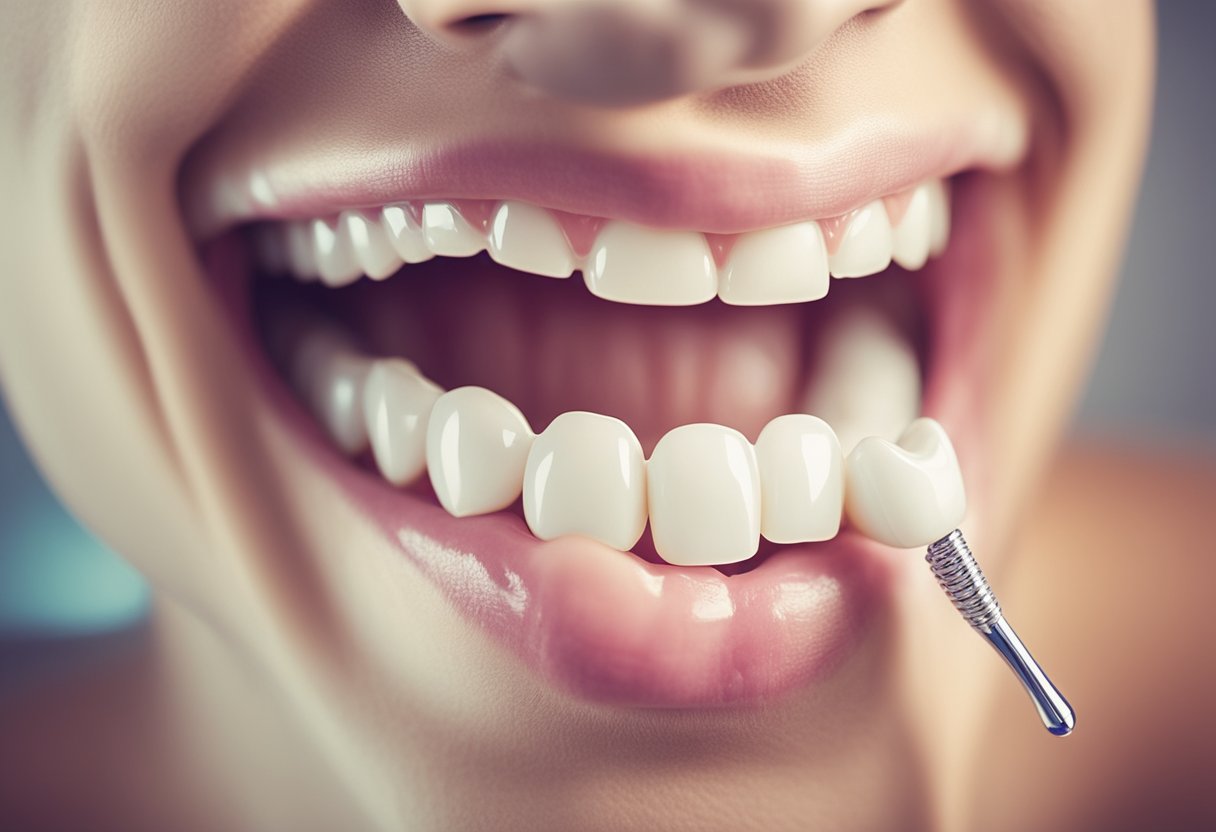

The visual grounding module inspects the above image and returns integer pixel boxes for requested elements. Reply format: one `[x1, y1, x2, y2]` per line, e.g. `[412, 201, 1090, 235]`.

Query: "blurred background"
[1, 3, 1213, 693]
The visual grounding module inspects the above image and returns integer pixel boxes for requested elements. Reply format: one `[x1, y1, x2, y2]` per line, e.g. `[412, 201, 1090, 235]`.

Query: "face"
[0, 1, 1152, 828]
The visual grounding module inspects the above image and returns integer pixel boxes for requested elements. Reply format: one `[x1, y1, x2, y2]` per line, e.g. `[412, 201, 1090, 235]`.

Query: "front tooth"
[364, 359, 444, 486]
[718, 222, 829, 306]
[585, 221, 717, 306]
[381, 204, 434, 264]
[286, 221, 319, 280]
[421, 203, 485, 258]
[342, 210, 402, 280]
[488, 201, 575, 278]
[311, 217, 362, 287]
[523, 411, 647, 550]
[828, 201, 893, 279]
[891, 184, 932, 271]
[801, 304, 921, 455]
[426, 387, 534, 517]
[845, 418, 966, 549]
[927, 179, 951, 256]
[647, 424, 761, 566]
[290, 325, 371, 455]
[755, 415, 843, 544]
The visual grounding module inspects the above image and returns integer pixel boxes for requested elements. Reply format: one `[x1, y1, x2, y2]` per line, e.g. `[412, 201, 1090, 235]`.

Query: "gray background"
[0, 3, 1213, 661]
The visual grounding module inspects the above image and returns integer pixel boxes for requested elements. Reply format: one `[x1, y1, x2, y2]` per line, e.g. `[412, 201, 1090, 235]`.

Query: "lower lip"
[221, 174, 993, 709]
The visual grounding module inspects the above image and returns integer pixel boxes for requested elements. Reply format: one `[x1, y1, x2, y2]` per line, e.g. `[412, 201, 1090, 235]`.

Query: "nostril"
[448, 12, 511, 37]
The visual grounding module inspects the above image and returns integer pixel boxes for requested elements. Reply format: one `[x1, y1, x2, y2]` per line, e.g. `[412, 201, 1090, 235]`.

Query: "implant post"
[925, 529, 1075, 736]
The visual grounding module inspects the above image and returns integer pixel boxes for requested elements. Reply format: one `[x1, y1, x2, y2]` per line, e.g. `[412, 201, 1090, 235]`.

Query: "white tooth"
[585, 221, 716, 306]
[422, 203, 485, 258]
[253, 225, 289, 274]
[426, 386, 534, 517]
[381, 204, 434, 264]
[845, 418, 966, 549]
[928, 179, 951, 256]
[290, 325, 371, 455]
[755, 415, 843, 544]
[523, 411, 646, 550]
[363, 359, 444, 486]
[286, 221, 319, 281]
[718, 222, 829, 306]
[647, 424, 761, 566]
[891, 184, 932, 271]
[487, 201, 575, 278]
[801, 304, 920, 456]
[828, 201, 894, 279]
[311, 217, 362, 287]
[342, 210, 401, 281]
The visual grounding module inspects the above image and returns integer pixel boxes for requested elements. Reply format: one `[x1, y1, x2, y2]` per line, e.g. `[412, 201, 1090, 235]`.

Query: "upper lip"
[184, 115, 1026, 240]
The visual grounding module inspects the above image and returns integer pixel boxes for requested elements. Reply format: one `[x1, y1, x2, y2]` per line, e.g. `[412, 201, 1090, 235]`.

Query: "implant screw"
[926, 529, 1075, 736]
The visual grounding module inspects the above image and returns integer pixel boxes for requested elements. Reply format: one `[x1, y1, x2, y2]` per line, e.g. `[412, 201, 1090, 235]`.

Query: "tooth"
[426, 386, 534, 517]
[363, 359, 444, 486]
[342, 210, 401, 281]
[828, 201, 893, 279]
[311, 217, 362, 287]
[845, 418, 966, 549]
[647, 424, 761, 566]
[585, 221, 716, 306]
[290, 325, 371, 455]
[801, 304, 920, 456]
[381, 204, 434, 264]
[523, 411, 647, 550]
[488, 201, 575, 278]
[928, 180, 951, 256]
[286, 221, 319, 281]
[755, 415, 843, 543]
[421, 203, 485, 258]
[719, 222, 829, 306]
[891, 184, 932, 271]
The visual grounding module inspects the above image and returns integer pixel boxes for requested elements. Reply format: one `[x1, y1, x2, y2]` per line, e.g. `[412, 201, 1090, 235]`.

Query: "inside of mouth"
[248, 241, 934, 574]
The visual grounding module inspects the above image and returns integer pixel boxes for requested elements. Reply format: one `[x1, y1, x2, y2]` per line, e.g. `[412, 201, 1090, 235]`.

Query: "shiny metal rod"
[926, 529, 1075, 736]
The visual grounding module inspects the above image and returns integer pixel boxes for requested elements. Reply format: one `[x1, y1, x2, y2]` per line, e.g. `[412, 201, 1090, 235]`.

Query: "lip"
[185, 112, 1025, 239]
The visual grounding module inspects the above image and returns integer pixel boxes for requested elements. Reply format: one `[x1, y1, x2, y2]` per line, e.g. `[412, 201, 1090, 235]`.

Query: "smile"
[198, 137, 1013, 706]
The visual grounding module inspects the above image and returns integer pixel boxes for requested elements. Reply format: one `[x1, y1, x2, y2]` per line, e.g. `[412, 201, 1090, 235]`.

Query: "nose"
[399, 0, 898, 107]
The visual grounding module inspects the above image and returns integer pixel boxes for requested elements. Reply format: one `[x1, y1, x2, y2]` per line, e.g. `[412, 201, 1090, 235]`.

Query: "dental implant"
[926, 529, 1075, 736]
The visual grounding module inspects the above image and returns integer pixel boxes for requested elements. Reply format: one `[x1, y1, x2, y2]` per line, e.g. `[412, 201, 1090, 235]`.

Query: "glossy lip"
[206, 167, 999, 708]
[185, 112, 1025, 239]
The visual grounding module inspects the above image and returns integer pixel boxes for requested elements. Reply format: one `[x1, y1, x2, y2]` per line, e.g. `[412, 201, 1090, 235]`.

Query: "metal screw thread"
[925, 529, 1002, 631]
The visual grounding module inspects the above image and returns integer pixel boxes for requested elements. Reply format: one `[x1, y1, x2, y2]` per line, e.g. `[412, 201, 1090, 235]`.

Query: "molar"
[647, 423, 761, 566]
[584, 221, 717, 306]
[828, 200, 894, 279]
[718, 221, 830, 306]
[342, 209, 401, 281]
[290, 325, 371, 455]
[364, 359, 444, 486]
[311, 216, 362, 287]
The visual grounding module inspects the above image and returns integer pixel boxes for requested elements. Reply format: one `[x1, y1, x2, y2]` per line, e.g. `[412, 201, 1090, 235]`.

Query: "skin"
[2, 1, 1211, 829]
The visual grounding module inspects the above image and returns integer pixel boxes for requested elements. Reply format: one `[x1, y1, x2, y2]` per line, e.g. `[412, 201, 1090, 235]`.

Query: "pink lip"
[186, 116, 1023, 238]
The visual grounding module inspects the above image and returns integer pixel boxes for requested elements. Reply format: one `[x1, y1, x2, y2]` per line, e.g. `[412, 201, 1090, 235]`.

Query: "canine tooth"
[311, 217, 362, 287]
[381, 204, 434, 264]
[585, 221, 716, 306]
[286, 221, 319, 280]
[488, 201, 575, 278]
[648, 424, 761, 566]
[426, 387, 534, 517]
[719, 222, 830, 306]
[891, 184, 932, 271]
[523, 412, 646, 550]
[364, 359, 444, 486]
[828, 201, 893, 279]
[755, 415, 843, 544]
[928, 179, 950, 256]
[845, 418, 966, 549]
[801, 305, 920, 455]
[342, 210, 401, 280]
[290, 326, 370, 455]
[422, 203, 485, 258]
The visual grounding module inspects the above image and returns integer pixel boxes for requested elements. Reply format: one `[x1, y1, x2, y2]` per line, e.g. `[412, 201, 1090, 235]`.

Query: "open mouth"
[199, 155, 1002, 707]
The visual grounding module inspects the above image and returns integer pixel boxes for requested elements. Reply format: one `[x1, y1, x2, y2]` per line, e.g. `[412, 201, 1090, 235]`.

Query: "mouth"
[198, 143, 1006, 706]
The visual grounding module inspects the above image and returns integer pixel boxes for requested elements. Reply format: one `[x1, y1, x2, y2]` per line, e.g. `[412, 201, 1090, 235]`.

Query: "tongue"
[319, 253, 920, 452]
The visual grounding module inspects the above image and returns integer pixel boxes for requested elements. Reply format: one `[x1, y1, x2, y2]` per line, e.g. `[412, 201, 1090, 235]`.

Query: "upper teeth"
[284, 316, 964, 565]
[254, 180, 950, 307]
